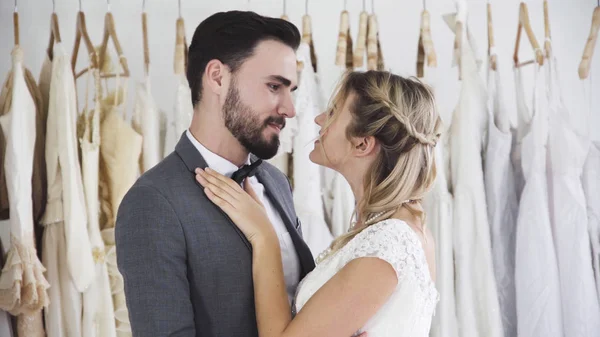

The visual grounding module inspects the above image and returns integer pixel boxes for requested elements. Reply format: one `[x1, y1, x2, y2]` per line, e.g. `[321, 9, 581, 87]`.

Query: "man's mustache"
[264, 116, 286, 130]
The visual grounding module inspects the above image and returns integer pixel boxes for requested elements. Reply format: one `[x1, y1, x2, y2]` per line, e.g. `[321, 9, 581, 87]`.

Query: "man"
[116, 11, 315, 336]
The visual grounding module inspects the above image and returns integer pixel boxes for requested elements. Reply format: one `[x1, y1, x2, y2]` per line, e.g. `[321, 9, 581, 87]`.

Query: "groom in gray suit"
[115, 11, 315, 337]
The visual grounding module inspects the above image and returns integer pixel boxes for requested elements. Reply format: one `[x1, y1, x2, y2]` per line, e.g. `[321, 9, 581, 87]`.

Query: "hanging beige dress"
[41, 43, 96, 337]
[0, 45, 50, 329]
[98, 66, 142, 337]
[78, 59, 118, 337]
[0, 43, 49, 337]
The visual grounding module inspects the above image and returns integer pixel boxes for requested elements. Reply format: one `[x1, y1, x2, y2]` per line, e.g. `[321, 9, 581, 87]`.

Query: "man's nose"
[278, 91, 296, 118]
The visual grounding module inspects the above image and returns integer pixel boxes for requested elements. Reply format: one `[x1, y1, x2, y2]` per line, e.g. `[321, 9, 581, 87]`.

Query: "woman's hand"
[195, 167, 276, 245]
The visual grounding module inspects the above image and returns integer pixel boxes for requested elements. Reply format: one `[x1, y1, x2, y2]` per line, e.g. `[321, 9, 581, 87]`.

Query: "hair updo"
[322, 70, 442, 253]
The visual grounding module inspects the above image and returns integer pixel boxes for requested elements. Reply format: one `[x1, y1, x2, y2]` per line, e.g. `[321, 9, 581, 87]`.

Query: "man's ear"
[204, 59, 227, 95]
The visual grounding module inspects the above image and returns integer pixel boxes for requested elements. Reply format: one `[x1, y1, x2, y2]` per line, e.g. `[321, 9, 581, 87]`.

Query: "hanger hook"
[423, 0, 426, 10]
[362, 0, 366, 11]
[344, 0, 347, 10]
[305, 0, 308, 15]
[371, 0, 375, 13]
[143, 0, 146, 12]
[283, 0, 287, 15]
[178, 0, 182, 18]
[78, 0, 81, 11]
[14, 0, 17, 12]
[106, 0, 111, 12]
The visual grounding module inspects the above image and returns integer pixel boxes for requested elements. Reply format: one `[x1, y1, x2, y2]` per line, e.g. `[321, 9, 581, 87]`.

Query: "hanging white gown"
[163, 74, 193, 158]
[484, 54, 518, 337]
[291, 43, 334, 256]
[79, 65, 118, 337]
[510, 69, 531, 201]
[0, 44, 50, 318]
[41, 43, 96, 337]
[513, 64, 563, 337]
[133, 71, 162, 172]
[448, 23, 503, 337]
[267, 99, 296, 176]
[418, 68, 458, 337]
[545, 55, 600, 337]
[583, 140, 600, 305]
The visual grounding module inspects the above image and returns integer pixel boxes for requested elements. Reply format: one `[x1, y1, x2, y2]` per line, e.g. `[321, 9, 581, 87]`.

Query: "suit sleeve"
[115, 184, 195, 337]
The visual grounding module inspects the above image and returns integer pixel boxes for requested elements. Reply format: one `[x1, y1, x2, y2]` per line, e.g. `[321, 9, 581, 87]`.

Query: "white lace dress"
[294, 219, 439, 336]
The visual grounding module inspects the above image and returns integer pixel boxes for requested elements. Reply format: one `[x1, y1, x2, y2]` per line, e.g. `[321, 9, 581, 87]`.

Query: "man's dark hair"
[187, 11, 301, 107]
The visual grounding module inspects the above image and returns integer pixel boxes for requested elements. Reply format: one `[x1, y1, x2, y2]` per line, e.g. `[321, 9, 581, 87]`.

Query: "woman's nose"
[314, 112, 325, 126]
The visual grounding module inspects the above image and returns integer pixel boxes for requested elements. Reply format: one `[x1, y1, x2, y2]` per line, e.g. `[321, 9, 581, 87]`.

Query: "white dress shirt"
[186, 130, 301, 303]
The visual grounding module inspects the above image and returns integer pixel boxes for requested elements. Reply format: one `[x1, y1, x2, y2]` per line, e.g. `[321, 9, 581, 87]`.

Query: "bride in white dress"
[196, 71, 440, 337]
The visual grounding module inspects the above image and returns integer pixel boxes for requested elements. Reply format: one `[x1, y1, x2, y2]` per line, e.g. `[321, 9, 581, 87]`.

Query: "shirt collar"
[186, 129, 251, 177]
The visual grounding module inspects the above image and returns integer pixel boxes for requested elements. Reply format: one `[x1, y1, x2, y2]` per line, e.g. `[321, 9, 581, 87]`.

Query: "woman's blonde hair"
[321, 70, 441, 255]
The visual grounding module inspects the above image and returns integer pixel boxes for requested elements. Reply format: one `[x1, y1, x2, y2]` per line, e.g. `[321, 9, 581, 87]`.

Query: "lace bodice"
[293, 219, 439, 337]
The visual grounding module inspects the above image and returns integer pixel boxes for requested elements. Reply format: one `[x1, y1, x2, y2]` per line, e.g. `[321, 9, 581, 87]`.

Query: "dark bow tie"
[230, 159, 263, 184]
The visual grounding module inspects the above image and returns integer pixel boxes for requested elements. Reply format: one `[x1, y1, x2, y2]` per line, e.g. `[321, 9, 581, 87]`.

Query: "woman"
[196, 71, 441, 336]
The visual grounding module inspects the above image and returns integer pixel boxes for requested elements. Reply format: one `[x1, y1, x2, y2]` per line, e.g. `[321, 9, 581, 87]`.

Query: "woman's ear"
[352, 136, 379, 158]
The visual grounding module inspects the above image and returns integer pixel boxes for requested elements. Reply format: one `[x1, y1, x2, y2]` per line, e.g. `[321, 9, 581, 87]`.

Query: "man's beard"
[222, 81, 285, 160]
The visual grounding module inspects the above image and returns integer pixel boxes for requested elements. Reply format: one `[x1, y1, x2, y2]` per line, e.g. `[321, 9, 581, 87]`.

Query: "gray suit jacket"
[115, 133, 315, 337]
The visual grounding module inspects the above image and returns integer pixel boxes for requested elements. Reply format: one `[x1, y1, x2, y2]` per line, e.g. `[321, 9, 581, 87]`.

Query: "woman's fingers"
[195, 168, 240, 204]
[205, 167, 244, 194]
[203, 185, 236, 212]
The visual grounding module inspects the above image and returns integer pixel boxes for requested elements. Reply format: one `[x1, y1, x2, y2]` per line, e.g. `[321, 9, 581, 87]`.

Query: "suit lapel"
[176, 131, 315, 276]
[175, 132, 252, 251]
[255, 166, 316, 278]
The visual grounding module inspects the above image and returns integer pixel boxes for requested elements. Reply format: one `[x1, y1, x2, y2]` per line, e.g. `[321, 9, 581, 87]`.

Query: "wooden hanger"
[543, 0, 552, 58]
[376, 17, 384, 70]
[98, 2, 130, 78]
[302, 0, 318, 72]
[142, 0, 150, 75]
[335, 4, 353, 70]
[174, 16, 188, 75]
[453, 0, 467, 80]
[353, 1, 368, 68]
[365, 0, 381, 70]
[366, 14, 378, 70]
[578, 4, 600, 79]
[281, 0, 289, 21]
[487, 2, 497, 71]
[72, 9, 98, 78]
[448, 0, 468, 79]
[13, 1, 19, 46]
[513, 2, 544, 67]
[417, 1, 437, 77]
[46, 0, 62, 60]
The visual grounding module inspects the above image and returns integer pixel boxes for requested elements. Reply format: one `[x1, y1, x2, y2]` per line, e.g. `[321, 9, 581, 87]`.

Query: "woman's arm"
[196, 168, 396, 337]
[252, 241, 397, 337]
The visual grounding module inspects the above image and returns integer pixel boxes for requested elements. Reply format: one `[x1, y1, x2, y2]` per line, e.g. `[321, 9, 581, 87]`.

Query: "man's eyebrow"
[266, 75, 298, 91]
